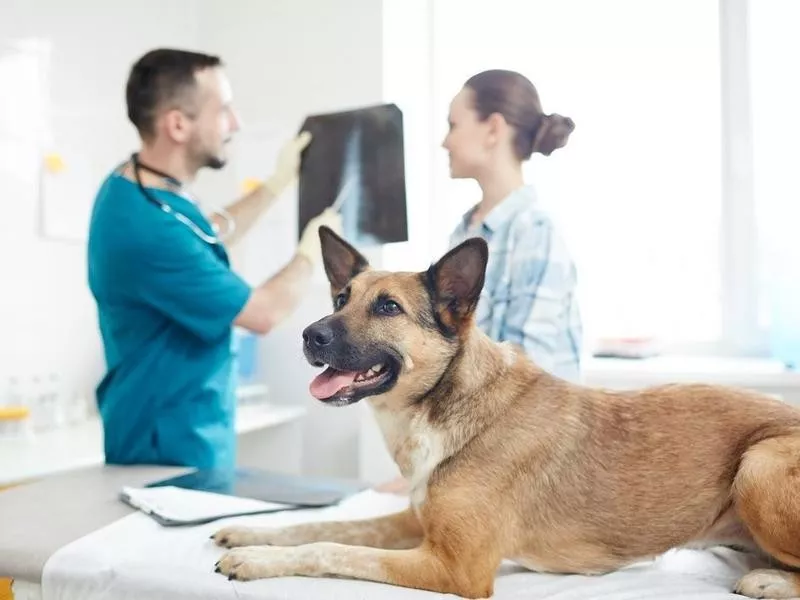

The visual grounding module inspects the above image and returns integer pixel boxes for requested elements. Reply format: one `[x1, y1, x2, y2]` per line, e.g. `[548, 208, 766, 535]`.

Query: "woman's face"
[441, 87, 493, 179]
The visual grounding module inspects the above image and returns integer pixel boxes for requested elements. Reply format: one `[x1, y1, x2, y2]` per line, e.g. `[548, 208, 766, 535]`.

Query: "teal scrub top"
[87, 170, 252, 469]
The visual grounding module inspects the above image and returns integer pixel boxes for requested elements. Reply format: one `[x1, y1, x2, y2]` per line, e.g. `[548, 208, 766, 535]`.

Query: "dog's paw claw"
[225, 563, 246, 581]
[211, 527, 259, 549]
[735, 569, 799, 599]
[215, 547, 288, 581]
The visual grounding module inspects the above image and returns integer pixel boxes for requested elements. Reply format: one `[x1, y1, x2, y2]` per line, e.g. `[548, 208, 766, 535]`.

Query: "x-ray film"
[297, 103, 408, 247]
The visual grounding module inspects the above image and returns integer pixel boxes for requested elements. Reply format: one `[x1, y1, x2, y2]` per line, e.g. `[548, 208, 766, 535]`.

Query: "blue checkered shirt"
[449, 185, 583, 382]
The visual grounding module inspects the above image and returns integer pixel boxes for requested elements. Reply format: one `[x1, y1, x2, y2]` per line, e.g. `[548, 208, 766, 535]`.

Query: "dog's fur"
[213, 228, 800, 599]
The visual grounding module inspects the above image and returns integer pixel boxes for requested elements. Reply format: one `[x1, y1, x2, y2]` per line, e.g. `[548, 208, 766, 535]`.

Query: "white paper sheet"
[119, 485, 294, 525]
[41, 489, 763, 600]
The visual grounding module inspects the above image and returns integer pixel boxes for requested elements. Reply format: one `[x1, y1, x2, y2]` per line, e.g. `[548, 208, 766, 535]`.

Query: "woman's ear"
[485, 112, 507, 148]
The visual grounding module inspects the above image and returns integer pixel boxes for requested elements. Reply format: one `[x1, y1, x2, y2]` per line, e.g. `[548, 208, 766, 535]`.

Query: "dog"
[213, 226, 800, 599]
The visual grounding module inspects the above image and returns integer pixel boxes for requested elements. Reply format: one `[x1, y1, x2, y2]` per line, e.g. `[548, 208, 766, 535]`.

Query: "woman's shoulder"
[509, 187, 557, 233]
[509, 189, 574, 257]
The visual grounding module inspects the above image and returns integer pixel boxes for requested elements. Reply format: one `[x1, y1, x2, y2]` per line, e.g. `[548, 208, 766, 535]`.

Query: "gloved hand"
[296, 208, 343, 265]
[263, 131, 312, 197]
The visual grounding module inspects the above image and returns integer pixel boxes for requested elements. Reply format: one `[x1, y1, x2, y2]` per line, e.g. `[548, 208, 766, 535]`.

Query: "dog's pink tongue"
[310, 367, 358, 400]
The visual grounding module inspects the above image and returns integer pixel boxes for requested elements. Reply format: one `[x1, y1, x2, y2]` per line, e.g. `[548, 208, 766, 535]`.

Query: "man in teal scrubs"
[87, 48, 341, 469]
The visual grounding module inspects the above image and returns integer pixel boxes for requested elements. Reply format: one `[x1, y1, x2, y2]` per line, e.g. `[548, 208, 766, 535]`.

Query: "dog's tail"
[733, 432, 800, 567]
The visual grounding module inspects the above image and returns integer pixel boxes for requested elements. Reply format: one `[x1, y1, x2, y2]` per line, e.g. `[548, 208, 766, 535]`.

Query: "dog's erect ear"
[425, 237, 489, 334]
[319, 226, 370, 291]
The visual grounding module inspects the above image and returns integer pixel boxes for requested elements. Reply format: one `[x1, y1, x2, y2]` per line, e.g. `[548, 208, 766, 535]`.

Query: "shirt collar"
[458, 185, 537, 235]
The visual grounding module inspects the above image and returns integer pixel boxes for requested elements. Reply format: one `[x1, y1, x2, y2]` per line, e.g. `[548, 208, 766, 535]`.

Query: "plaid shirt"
[450, 185, 583, 382]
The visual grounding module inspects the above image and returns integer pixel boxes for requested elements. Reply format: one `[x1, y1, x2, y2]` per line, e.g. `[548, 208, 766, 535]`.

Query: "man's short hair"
[126, 48, 223, 139]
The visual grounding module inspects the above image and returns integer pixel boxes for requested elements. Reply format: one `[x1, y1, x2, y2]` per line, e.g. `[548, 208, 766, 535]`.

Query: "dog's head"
[302, 226, 488, 407]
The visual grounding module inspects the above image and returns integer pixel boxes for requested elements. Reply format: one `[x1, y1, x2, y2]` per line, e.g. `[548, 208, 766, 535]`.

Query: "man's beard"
[189, 138, 227, 171]
[204, 154, 227, 169]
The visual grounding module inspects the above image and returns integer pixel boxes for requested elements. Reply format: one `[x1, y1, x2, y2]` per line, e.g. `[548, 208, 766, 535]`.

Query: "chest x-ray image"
[297, 103, 408, 247]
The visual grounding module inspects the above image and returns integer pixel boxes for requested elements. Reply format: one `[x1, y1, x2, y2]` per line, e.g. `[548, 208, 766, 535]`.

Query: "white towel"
[41, 489, 762, 600]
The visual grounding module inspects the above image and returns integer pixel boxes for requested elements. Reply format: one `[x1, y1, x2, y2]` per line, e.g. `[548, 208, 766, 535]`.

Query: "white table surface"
[0, 391, 306, 487]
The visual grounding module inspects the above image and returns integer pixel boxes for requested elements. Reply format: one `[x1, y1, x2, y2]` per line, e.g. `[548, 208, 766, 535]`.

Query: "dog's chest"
[372, 407, 447, 510]
[406, 433, 446, 510]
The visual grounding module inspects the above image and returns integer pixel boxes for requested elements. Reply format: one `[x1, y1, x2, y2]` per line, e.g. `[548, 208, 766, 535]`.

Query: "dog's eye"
[334, 293, 347, 310]
[378, 299, 402, 316]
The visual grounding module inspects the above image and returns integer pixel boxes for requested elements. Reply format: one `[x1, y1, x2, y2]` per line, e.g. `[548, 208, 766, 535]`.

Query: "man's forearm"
[210, 183, 279, 248]
[258, 253, 315, 323]
[234, 254, 315, 334]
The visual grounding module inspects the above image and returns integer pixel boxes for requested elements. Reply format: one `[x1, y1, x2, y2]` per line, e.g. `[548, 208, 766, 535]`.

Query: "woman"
[376, 70, 583, 495]
[442, 68, 582, 383]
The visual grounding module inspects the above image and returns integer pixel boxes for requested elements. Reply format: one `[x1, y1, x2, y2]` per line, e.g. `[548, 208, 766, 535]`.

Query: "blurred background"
[1, 0, 798, 485]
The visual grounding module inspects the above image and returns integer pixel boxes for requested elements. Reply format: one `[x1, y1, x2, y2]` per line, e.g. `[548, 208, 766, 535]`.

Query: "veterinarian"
[442, 69, 583, 382]
[87, 48, 341, 470]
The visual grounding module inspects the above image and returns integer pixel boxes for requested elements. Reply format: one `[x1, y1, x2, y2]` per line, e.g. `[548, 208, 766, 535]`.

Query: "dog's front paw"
[735, 569, 800, 599]
[214, 547, 294, 581]
[211, 526, 275, 549]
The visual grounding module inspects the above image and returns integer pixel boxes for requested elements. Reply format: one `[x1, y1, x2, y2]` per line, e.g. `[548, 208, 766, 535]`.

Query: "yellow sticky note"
[240, 178, 262, 194]
[43, 153, 66, 174]
[0, 577, 14, 600]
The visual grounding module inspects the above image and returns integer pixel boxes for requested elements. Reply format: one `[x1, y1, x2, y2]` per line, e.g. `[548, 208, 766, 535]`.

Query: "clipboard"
[118, 485, 310, 527]
[120, 468, 368, 527]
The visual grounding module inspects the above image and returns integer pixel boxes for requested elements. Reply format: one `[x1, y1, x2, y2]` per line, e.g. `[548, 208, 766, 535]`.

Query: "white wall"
[0, 0, 203, 404]
[1, 0, 388, 478]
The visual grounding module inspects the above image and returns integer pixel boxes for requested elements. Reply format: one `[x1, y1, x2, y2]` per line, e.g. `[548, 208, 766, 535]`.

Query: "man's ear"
[424, 237, 488, 335]
[319, 226, 370, 291]
[164, 109, 191, 144]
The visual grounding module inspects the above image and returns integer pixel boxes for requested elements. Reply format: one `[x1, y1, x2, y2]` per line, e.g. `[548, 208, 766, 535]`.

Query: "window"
[750, 0, 800, 361]
[430, 0, 723, 349]
[383, 0, 789, 359]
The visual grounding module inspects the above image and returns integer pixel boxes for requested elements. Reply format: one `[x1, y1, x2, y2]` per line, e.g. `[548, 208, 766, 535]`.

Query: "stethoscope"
[130, 153, 235, 245]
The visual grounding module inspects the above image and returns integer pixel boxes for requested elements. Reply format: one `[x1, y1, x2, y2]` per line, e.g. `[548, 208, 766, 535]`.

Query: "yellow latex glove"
[263, 131, 312, 197]
[297, 208, 343, 265]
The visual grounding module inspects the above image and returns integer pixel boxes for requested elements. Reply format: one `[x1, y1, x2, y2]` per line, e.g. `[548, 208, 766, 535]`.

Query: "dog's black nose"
[303, 322, 335, 350]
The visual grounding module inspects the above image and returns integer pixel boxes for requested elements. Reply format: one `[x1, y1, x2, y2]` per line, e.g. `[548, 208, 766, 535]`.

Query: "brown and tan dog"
[213, 227, 800, 599]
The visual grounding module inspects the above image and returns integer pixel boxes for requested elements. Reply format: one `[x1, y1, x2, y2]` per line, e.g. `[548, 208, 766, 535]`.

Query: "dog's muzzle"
[302, 320, 336, 366]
